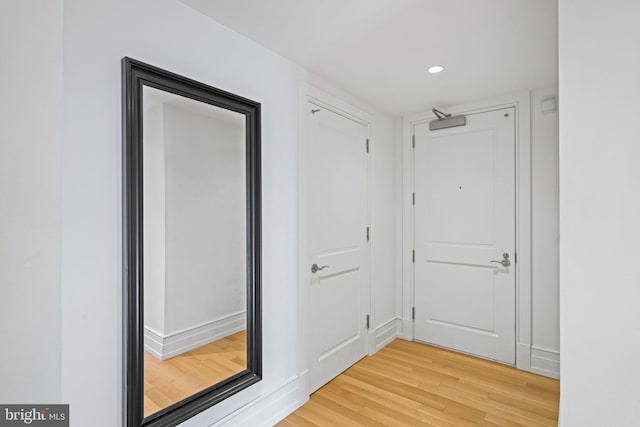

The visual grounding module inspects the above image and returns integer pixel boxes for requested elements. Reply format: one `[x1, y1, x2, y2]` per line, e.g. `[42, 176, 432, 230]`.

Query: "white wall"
[0, 0, 62, 403]
[530, 87, 560, 375]
[59, 0, 397, 425]
[559, 0, 640, 425]
[371, 119, 399, 329]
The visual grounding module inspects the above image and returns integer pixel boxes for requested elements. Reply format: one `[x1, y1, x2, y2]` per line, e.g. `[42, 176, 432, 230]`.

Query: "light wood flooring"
[279, 339, 559, 426]
[143, 330, 246, 417]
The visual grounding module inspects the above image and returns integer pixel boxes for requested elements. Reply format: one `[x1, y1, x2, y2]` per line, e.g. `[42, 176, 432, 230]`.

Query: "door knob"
[311, 264, 329, 273]
[490, 253, 511, 267]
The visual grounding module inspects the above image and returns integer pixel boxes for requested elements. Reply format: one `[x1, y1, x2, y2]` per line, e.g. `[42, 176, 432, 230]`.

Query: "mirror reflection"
[141, 86, 247, 417]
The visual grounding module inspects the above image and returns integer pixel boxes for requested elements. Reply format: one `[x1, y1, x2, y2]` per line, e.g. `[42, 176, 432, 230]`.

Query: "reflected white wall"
[143, 103, 166, 336]
[163, 103, 246, 334]
[142, 97, 246, 352]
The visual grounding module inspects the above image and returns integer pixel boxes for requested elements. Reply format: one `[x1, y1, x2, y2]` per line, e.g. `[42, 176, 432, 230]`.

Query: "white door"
[307, 102, 369, 392]
[414, 107, 516, 364]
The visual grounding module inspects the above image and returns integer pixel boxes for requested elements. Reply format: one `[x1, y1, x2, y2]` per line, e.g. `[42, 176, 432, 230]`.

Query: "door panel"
[427, 129, 495, 245]
[307, 102, 369, 392]
[428, 263, 496, 332]
[316, 269, 360, 360]
[414, 107, 516, 364]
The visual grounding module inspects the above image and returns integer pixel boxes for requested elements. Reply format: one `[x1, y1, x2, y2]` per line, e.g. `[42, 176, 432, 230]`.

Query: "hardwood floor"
[143, 330, 246, 417]
[278, 339, 559, 426]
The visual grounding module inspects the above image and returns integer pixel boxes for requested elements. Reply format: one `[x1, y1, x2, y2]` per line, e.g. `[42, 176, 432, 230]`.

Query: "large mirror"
[122, 57, 261, 427]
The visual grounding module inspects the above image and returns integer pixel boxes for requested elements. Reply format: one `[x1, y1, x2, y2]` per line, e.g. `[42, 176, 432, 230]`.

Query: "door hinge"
[366, 314, 370, 330]
[412, 306, 415, 320]
[412, 192, 415, 205]
[366, 138, 369, 153]
[515, 252, 518, 264]
[412, 135, 415, 148]
[412, 249, 415, 263]
[366, 226, 370, 241]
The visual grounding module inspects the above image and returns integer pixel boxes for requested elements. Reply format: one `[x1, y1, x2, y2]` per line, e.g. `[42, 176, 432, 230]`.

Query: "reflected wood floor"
[278, 339, 559, 426]
[144, 330, 246, 417]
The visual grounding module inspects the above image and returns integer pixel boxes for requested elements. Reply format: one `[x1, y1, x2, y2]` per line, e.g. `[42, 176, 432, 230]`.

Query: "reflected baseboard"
[144, 311, 246, 360]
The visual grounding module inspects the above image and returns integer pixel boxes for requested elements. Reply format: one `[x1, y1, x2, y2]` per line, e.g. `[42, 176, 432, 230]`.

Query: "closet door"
[306, 102, 370, 392]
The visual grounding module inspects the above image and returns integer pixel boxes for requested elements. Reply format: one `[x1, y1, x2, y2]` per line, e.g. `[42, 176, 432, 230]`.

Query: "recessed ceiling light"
[428, 65, 444, 74]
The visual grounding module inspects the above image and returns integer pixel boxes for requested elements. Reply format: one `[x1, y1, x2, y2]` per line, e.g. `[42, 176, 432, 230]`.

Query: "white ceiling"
[180, 0, 558, 116]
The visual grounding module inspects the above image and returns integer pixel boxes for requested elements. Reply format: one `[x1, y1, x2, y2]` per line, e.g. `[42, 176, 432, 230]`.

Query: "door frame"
[297, 83, 375, 394]
[401, 92, 532, 372]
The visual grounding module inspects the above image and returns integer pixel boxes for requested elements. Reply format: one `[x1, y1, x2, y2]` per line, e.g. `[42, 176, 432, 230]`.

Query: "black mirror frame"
[122, 57, 262, 427]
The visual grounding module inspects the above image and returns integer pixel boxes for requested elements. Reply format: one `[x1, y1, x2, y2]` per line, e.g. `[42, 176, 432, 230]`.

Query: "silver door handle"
[490, 253, 511, 267]
[311, 264, 329, 273]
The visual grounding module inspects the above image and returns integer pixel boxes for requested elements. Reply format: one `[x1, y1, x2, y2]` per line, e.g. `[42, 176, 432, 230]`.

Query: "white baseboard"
[214, 371, 309, 427]
[399, 318, 414, 340]
[530, 346, 560, 379]
[516, 342, 531, 372]
[369, 318, 402, 355]
[144, 311, 246, 360]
